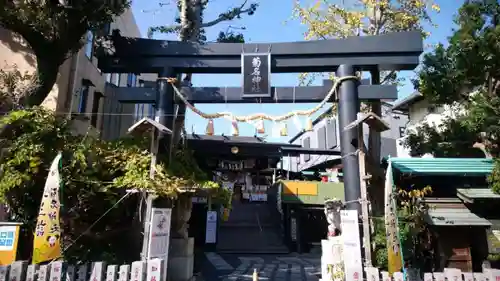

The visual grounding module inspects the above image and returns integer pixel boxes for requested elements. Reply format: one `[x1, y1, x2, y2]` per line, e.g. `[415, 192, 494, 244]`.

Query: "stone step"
[216, 247, 290, 254]
[216, 201, 287, 254]
[219, 222, 279, 228]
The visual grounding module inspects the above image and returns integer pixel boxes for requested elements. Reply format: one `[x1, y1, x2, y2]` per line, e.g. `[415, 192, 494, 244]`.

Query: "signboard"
[147, 208, 170, 281]
[0, 224, 20, 265]
[250, 193, 267, 201]
[488, 229, 500, 253]
[147, 208, 171, 260]
[205, 211, 217, 244]
[340, 210, 363, 281]
[146, 259, 164, 281]
[241, 53, 271, 98]
[290, 217, 297, 241]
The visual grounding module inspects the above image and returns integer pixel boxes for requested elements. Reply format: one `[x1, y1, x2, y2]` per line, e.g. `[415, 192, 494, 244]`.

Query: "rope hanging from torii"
[162, 75, 359, 123]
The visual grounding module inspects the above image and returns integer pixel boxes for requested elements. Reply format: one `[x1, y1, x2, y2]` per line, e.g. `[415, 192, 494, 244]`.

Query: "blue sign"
[0, 231, 15, 247]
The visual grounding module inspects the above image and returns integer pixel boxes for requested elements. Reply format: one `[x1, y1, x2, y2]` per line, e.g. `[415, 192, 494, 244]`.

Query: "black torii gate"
[98, 31, 423, 212]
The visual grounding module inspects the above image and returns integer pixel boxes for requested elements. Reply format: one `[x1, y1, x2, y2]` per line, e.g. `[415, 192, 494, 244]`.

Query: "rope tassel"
[206, 119, 214, 135]
[280, 123, 288, 136]
[231, 118, 239, 136]
[304, 117, 313, 132]
[256, 119, 265, 134]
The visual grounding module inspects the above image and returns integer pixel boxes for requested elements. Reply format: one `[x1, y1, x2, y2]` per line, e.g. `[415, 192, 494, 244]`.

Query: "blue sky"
[131, 0, 461, 143]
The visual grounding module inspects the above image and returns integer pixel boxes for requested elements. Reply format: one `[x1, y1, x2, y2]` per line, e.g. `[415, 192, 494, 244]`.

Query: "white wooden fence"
[2, 260, 500, 281]
[0, 259, 165, 281]
[364, 267, 500, 281]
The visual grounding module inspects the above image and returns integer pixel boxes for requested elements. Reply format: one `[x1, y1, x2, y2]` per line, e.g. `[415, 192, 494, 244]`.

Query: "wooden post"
[344, 112, 389, 269]
[357, 121, 372, 267]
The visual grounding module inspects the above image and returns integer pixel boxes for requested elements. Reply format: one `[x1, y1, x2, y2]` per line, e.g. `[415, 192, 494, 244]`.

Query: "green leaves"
[414, 0, 500, 105]
[0, 107, 220, 261]
[406, 0, 500, 193]
[0, 0, 129, 108]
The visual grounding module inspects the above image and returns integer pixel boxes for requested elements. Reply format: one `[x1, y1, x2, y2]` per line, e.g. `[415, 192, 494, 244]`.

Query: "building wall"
[287, 104, 408, 172]
[396, 99, 463, 158]
[0, 8, 142, 139]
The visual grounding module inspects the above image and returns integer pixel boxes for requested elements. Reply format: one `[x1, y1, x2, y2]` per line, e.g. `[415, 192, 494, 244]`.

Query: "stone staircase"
[216, 200, 289, 254]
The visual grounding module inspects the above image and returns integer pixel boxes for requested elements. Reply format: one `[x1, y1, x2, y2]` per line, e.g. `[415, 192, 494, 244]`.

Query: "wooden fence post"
[90, 262, 106, 281]
[26, 265, 37, 281]
[37, 265, 50, 281]
[10, 261, 27, 281]
[65, 265, 75, 281]
[117, 265, 130, 281]
[106, 265, 117, 281]
[76, 264, 87, 281]
[146, 259, 163, 281]
[48, 261, 63, 281]
[0, 266, 8, 281]
[130, 261, 145, 281]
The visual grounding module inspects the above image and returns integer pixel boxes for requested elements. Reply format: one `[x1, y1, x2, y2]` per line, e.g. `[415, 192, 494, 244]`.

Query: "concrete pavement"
[200, 253, 321, 281]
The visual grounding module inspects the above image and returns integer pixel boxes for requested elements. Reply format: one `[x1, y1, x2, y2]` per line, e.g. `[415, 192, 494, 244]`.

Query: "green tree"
[403, 0, 500, 190]
[0, 0, 129, 107]
[292, 0, 440, 214]
[0, 63, 32, 112]
[0, 107, 219, 261]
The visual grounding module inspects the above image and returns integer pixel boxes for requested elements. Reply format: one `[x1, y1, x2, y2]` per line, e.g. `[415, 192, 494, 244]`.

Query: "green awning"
[457, 188, 500, 203]
[389, 157, 494, 176]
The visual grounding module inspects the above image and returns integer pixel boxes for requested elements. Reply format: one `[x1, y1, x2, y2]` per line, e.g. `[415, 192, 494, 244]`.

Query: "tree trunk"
[171, 193, 192, 239]
[171, 0, 201, 148]
[20, 55, 61, 107]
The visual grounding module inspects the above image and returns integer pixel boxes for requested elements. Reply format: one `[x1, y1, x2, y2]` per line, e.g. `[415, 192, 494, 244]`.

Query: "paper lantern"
[280, 123, 288, 136]
[206, 119, 214, 135]
[256, 119, 265, 134]
[271, 122, 280, 138]
[231, 118, 239, 136]
[305, 117, 313, 132]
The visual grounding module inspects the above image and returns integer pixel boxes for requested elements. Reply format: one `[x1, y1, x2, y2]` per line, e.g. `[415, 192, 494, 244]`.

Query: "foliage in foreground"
[0, 107, 219, 262]
[0, 0, 129, 107]
[403, 0, 500, 192]
[373, 186, 432, 271]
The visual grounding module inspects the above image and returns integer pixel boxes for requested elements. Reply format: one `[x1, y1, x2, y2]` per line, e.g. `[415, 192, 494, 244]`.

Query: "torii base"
[168, 238, 195, 281]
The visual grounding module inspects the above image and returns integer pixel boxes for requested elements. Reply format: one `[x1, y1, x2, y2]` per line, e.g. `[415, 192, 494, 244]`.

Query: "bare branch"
[201, 1, 256, 28]
[149, 0, 257, 37]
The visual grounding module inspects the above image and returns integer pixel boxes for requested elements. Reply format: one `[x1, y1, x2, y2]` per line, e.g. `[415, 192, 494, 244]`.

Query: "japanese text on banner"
[384, 161, 403, 274]
[33, 153, 63, 264]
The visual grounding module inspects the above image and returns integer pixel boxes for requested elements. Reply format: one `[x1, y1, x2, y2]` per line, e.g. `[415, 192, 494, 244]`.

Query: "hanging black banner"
[241, 53, 271, 98]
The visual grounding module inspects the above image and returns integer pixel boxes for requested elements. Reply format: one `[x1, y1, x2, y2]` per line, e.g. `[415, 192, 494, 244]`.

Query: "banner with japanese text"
[384, 161, 403, 274]
[32, 153, 63, 264]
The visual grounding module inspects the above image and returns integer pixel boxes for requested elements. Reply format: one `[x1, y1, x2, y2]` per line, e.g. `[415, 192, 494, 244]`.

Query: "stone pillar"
[336, 64, 361, 212]
[168, 238, 195, 281]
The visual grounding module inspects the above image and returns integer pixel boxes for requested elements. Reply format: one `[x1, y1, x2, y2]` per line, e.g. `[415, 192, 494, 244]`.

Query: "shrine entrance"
[98, 32, 422, 254]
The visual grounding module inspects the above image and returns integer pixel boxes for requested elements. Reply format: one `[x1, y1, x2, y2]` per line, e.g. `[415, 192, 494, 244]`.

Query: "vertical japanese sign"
[147, 208, 171, 281]
[241, 53, 271, 98]
[340, 210, 363, 281]
[33, 153, 63, 264]
[384, 161, 403, 274]
[205, 211, 217, 244]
